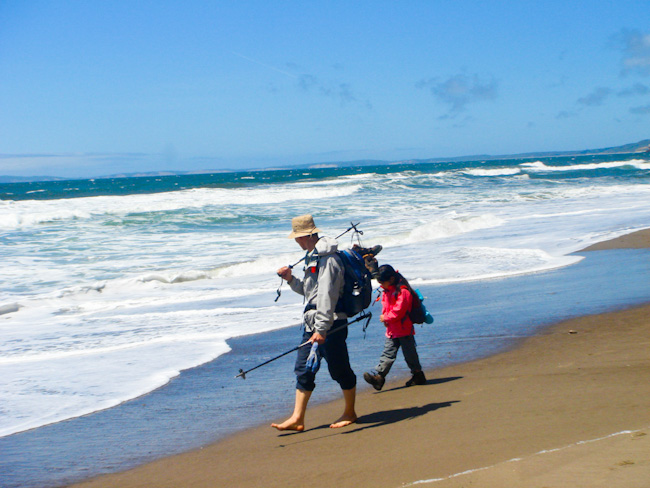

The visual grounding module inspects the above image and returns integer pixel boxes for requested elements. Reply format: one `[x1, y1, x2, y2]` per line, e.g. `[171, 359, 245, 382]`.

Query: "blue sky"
[1, 1, 649, 178]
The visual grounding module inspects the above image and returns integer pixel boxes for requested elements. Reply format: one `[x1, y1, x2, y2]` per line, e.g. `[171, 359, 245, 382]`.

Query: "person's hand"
[310, 331, 326, 344]
[277, 266, 292, 282]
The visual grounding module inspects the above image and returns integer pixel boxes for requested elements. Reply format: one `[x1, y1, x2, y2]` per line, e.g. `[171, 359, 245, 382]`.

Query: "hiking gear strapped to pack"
[409, 288, 434, 324]
[352, 244, 382, 278]
[336, 248, 373, 316]
[276, 222, 376, 306]
[275, 221, 379, 319]
[332, 224, 379, 317]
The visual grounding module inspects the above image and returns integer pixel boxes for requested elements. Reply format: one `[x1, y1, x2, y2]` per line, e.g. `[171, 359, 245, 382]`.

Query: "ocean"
[2, 153, 650, 487]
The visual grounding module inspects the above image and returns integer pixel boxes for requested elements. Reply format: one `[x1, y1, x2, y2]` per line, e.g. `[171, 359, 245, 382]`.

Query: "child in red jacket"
[363, 264, 426, 391]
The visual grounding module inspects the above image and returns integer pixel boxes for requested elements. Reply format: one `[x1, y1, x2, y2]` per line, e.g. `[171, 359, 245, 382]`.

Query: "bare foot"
[329, 413, 357, 429]
[271, 418, 305, 431]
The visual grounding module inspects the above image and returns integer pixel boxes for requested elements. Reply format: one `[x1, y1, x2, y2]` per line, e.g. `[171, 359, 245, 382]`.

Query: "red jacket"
[381, 284, 415, 338]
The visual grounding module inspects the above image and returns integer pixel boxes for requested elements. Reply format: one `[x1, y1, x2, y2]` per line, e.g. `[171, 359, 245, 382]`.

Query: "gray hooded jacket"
[288, 236, 346, 334]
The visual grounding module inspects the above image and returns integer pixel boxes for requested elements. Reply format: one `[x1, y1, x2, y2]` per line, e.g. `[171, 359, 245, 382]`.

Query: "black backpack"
[336, 249, 372, 316]
[408, 287, 434, 324]
[408, 289, 426, 324]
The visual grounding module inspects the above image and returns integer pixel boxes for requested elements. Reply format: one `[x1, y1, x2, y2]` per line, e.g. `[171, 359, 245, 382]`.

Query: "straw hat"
[288, 214, 321, 239]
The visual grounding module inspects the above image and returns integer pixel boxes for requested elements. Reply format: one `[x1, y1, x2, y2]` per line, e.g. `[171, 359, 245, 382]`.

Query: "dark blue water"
[2, 152, 647, 201]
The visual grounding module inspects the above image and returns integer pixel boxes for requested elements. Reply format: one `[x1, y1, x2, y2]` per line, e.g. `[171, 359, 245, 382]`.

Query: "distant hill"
[318, 139, 650, 169]
[590, 139, 650, 154]
[1, 138, 648, 183]
[0, 175, 67, 183]
[484, 138, 650, 159]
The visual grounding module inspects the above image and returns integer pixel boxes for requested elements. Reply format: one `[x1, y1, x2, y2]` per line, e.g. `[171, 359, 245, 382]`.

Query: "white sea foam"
[0, 183, 362, 230]
[0, 302, 300, 437]
[520, 158, 650, 172]
[462, 168, 522, 177]
[2, 159, 650, 438]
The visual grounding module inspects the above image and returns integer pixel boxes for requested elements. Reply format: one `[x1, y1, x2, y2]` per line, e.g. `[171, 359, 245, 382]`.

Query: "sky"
[1, 1, 649, 179]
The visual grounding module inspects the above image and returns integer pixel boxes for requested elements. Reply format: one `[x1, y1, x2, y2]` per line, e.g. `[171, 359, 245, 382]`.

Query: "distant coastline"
[1, 138, 648, 184]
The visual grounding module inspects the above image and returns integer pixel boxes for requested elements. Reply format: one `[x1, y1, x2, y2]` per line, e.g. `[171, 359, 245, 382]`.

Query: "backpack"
[336, 248, 373, 316]
[409, 288, 434, 324]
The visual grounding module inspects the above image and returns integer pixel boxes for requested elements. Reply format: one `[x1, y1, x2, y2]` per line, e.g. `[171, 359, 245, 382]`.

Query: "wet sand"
[69, 230, 650, 488]
[581, 228, 650, 251]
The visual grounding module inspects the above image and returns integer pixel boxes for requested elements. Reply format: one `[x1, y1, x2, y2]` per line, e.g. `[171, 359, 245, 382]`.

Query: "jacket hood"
[314, 236, 338, 256]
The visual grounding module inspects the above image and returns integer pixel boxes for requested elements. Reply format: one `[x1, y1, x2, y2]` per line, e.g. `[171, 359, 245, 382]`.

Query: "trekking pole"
[235, 339, 311, 379]
[235, 311, 372, 379]
[335, 221, 362, 240]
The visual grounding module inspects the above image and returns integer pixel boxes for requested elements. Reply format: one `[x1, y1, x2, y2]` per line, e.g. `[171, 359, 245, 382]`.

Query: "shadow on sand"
[376, 375, 464, 394]
[276, 376, 462, 442]
[344, 400, 460, 434]
[339, 375, 463, 434]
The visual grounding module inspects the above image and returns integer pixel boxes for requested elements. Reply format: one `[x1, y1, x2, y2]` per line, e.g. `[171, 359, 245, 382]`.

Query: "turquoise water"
[2, 153, 649, 202]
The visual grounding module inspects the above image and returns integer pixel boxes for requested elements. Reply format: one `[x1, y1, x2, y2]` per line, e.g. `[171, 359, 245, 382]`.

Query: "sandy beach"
[68, 230, 650, 488]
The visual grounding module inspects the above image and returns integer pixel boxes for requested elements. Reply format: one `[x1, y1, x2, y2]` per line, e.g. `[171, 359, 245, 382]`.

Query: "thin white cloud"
[298, 74, 371, 109]
[0, 153, 154, 178]
[417, 74, 498, 118]
[612, 29, 650, 77]
[555, 110, 578, 120]
[577, 87, 612, 107]
[630, 104, 650, 115]
[617, 82, 650, 97]
[230, 51, 298, 79]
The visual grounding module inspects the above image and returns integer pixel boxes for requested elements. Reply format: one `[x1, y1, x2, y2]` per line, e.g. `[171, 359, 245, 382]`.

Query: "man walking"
[271, 214, 357, 431]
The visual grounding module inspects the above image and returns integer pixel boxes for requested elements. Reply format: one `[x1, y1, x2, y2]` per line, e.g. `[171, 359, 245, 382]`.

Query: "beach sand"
[581, 228, 650, 251]
[69, 231, 650, 488]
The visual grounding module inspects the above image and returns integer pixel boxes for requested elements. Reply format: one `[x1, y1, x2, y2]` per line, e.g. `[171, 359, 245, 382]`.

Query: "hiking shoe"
[353, 244, 383, 258]
[364, 255, 379, 278]
[405, 371, 426, 387]
[363, 371, 385, 391]
[366, 245, 382, 257]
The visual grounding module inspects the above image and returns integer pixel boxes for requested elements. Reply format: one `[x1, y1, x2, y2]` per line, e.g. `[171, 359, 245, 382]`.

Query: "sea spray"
[1, 153, 649, 438]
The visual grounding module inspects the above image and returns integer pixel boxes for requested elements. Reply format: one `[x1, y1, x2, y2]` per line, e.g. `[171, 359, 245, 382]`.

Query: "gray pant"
[375, 335, 422, 377]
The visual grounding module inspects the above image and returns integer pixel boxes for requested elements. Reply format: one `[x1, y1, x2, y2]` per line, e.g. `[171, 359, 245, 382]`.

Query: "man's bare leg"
[330, 387, 357, 428]
[271, 389, 311, 431]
